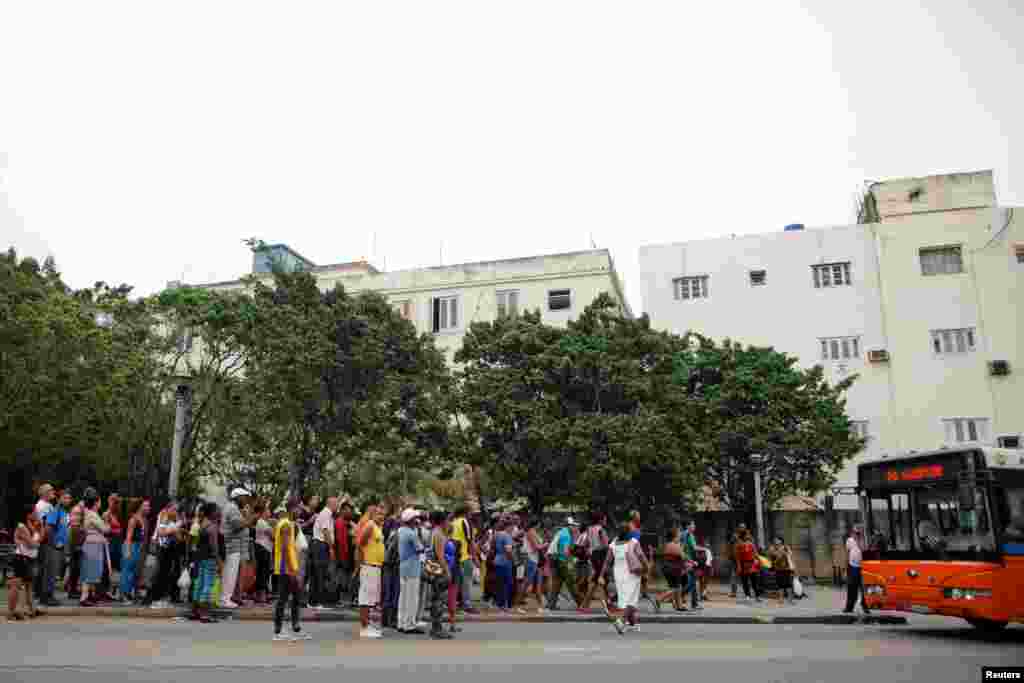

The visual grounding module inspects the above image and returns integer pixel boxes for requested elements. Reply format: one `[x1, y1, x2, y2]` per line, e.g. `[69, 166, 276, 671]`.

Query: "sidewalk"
[2, 583, 906, 626]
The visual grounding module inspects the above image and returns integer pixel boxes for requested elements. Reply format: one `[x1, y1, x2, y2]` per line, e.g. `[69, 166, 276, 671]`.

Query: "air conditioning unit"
[867, 349, 889, 363]
[997, 436, 1021, 449]
[989, 360, 1010, 376]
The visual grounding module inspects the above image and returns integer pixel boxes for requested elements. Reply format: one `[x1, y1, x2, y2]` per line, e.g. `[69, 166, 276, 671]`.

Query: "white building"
[200, 246, 632, 360]
[638, 170, 1023, 505]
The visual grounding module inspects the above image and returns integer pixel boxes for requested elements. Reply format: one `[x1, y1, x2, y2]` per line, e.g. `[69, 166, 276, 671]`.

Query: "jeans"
[309, 540, 330, 605]
[459, 559, 474, 608]
[845, 565, 866, 612]
[728, 560, 738, 595]
[494, 564, 514, 609]
[684, 570, 700, 608]
[255, 546, 272, 596]
[740, 572, 761, 599]
[68, 545, 82, 594]
[274, 574, 301, 633]
[398, 576, 421, 630]
[382, 566, 400, 624]
[145, 546, 176, 604]
[46, 544, 65, 598]
[120, 542, 142, 598]
[221, 552, 241, 605]
[547, 558, 574, 609]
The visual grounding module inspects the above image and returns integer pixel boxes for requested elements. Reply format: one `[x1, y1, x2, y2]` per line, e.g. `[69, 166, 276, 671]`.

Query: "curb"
[29, 607, 908, 626]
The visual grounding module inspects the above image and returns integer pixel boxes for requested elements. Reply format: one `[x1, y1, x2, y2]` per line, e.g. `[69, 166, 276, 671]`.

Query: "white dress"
[612, 539, 642, 609]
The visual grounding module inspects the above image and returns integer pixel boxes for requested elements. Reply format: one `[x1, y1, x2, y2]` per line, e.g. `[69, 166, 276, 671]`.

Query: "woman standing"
[7, 506, 43, 621]
[190, 502, 222, 623]
[253, 503, 274, 605]
[767, 537, 795, 605]
[521, 519, 547, 613]
[80, 491, 110, 607]
[120, 499, 151, 602]
[581, 513, 611, 611]
[601, 517, 649, 634]
[734, 528, 762, 603]
[142, 503, 182, 608]
[102, 493, 123, 598]
[441, 516, 461, 637]
[491, 519, 515, 611]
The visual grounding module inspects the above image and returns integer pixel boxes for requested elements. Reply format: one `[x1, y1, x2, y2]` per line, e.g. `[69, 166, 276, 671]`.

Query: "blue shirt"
[398, 526, 422, 579]
[46, 506, 69, 548]
[494, 532, 513, 568]
[555, 527, 573, 560]
[627, 530, 642, 542]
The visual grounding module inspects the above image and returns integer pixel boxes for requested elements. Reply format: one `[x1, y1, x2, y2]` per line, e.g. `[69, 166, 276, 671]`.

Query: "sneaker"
[431, 630, 454, 640]
[308, 604, 321, 609]
[754, 597, 764, 604]
[222, 600, 240, 609]
[273, 632, 291, 642]
[417, 621, 429, 629]
[290, 631, 312, 641]
[360, 627, 382, 639]
[612, 618, 626, 635]
[627, 624, 640, 633]
[600, 600, 613, 619]
[691, 605, 704, 611]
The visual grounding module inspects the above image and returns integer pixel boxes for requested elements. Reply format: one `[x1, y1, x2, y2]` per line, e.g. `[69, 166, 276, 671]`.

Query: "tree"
[674, 336, 865, 515]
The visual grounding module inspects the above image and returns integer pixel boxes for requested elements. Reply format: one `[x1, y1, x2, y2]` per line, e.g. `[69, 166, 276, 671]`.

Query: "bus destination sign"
[885, 464, 944, 482]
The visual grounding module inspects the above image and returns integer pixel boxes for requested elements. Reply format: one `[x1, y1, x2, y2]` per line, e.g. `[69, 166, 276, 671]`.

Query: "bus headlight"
[942, 588, 992, 600]
[865, 585, 886, 596]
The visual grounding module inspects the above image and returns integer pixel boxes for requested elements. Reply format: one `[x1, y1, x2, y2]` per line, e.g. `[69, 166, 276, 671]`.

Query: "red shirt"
[334, 517, 350, 562]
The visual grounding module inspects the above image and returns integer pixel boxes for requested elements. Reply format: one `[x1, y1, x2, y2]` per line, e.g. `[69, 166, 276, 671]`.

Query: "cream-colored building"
[197, 247, 632, 359]
[639, 170, 1023, 505]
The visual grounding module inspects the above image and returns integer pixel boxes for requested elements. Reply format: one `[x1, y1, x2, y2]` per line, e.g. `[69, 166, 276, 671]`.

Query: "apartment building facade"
[199, 247, 632, 359]
[638, 170, 1023, 504]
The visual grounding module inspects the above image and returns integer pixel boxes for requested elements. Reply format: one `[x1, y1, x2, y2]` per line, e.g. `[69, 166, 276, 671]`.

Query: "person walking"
[79, 490, 110, 608]
[449, 506, 478, 613]
[522, 518, 547, 613]
[581, 513, 611, 611]
[843, 525, 871, 615]
[189, 502, 222, 624]
[602, 516, 649, 634]
[32, 484, 56, 605]
[734, 528, 762, 603]
[767, 537, 795, 605]
[220, 488, 256, 610]
[357, 505, 386, 639]
[309, 496, 338, 609]
[651, 525, 686, 612]
[43, 491, 71, 605]
[120, 499, 151, 603]
[334, 499, 355, 606]
[491, 518, 515, 611]
[7, 505, 43, 621]
[681, 521, 703, 610]
[272, 499, 310, 641]
[396, 508, 424, 633]
[546, 519, 579, 610]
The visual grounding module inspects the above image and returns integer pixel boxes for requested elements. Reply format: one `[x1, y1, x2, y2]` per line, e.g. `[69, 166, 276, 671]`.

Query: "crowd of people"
[6, 482, 820, 636]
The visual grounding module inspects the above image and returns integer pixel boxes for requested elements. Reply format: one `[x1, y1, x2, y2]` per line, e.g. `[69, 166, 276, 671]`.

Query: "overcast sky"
[2, 1, 1021, 314]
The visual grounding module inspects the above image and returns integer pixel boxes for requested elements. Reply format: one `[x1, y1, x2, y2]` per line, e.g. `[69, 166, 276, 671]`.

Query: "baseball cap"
[230, 488, 251, 500]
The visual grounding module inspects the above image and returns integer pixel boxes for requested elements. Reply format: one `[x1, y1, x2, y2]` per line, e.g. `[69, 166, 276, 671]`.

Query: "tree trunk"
[289, 427, 313, 501]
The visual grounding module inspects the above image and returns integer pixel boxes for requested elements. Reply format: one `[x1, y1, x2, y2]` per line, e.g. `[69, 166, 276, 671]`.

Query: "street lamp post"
[168, 376, 192, 499]
[750, 454, 766, 550]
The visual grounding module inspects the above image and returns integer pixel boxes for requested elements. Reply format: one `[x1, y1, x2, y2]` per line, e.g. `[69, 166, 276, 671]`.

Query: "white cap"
[567, 517, 580, 527]
[401, 508, 419, 523]
[230, 488, 251, 500]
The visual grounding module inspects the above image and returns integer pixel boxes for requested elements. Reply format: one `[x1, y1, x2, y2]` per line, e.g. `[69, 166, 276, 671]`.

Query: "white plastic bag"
[793, 575, 805, 598]
[177, 567, 191, 591]
[473, 566, 481, 585]
[296, 528, 309, 553]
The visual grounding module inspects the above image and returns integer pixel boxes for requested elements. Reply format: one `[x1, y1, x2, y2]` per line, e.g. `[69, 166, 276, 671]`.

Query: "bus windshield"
[865, 484, 998, 561]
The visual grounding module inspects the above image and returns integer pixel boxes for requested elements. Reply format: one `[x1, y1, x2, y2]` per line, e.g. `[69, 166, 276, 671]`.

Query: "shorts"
[660, 564, 682, 589]
[576, 558, 592, 579]
[11, 555, 34, 582]
[590, 549, 608, 577]
[526, 560, 541, 586]
[358, 564, 382, 607]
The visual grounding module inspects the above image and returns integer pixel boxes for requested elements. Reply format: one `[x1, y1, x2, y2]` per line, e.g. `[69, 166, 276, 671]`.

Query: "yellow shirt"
[361, 522, 385, 567]
[273, 518, 299, 576]
[450, 516, 471, 563]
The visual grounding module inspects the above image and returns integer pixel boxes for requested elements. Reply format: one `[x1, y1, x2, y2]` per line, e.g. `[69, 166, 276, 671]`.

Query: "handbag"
[422, 559, 444, 578]
[792, 575, 805, 598]
[177, 567, 192, 591]
[296, 528, 308, 553]
[238, 561, 256, 594]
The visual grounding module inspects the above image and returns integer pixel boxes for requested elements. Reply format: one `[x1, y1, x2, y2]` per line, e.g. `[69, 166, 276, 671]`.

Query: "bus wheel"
[966, 618, 1008, 632]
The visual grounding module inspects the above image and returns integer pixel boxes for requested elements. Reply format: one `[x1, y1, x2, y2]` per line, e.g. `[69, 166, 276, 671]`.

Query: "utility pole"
[750, 454, 766, 549]
[168, 380, 192, 499]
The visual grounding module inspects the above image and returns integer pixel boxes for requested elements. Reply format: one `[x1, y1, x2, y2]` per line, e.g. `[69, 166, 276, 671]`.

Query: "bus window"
[868, 493, 912, 551]
[913, 486, 996, 554]
[1001, 487, 1024, 543]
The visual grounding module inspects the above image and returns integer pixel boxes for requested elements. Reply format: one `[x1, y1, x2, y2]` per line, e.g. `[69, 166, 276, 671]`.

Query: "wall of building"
[638, 224, 891, 492]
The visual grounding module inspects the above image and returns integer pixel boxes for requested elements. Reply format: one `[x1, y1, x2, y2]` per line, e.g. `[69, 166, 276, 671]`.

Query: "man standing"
[42, 491, 71, 604]
[396, 508, 424, 633]
[357, 505, 386, 639]
[33, 484, 57, 605]
[334, 498, 355, 606]
[681, 521, 703, 611]
[67, 494, 86, 600]
[726, 524, 746, 598]
[272, 499, 310, 641]
[546, 518, 579, 610]
[843, 525, 870, 615]
[221, 488, 257, 609]
[309, 496, 338, 609]
[449, 506, 478, 613]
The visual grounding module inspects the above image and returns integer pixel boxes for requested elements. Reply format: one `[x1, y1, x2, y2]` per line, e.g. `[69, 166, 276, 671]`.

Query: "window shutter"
[433, 298, 441, 333]
[813, 267, 821, 288]
[509, 290, 518, 316]
[449, 297, 458, 329]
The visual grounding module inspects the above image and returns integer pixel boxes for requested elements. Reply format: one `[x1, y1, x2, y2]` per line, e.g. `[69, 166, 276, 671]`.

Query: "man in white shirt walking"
[843, 525, 871, 615]
[309, 497, 338, 608]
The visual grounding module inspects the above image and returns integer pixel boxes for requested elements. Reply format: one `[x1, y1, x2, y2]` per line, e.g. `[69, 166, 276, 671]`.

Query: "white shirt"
[846, 536, 863, 568]
[35, 500, 53, 522]
[313, 508, 335, 545]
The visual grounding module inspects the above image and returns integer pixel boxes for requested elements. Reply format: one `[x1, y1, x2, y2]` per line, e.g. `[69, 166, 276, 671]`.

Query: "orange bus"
[858, 446, 1024, 631]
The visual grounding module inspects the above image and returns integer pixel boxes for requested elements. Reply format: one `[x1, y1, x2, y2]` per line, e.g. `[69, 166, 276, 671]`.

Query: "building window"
[943, 418, 989, 444]
[811, 262, 851, 288]
[920, 245, 964, 275]
[850, 420, 870, 442]
[749, 270, 767, 287]
[393, 300, 413, 321]
[997, 435, 1021, 449]
[174, 326, 193, 353]
[673, 276, 709, 300]
[496, 290, 520, 319]
[432, 296, 458, 332]
[819, 336, 860, 361]
[548, 289, 572, 311]
[930, 328, 976, 355]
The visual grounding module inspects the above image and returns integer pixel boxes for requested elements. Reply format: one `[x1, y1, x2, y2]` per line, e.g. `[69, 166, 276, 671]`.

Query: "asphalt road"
[2, 618, 1022, 683]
